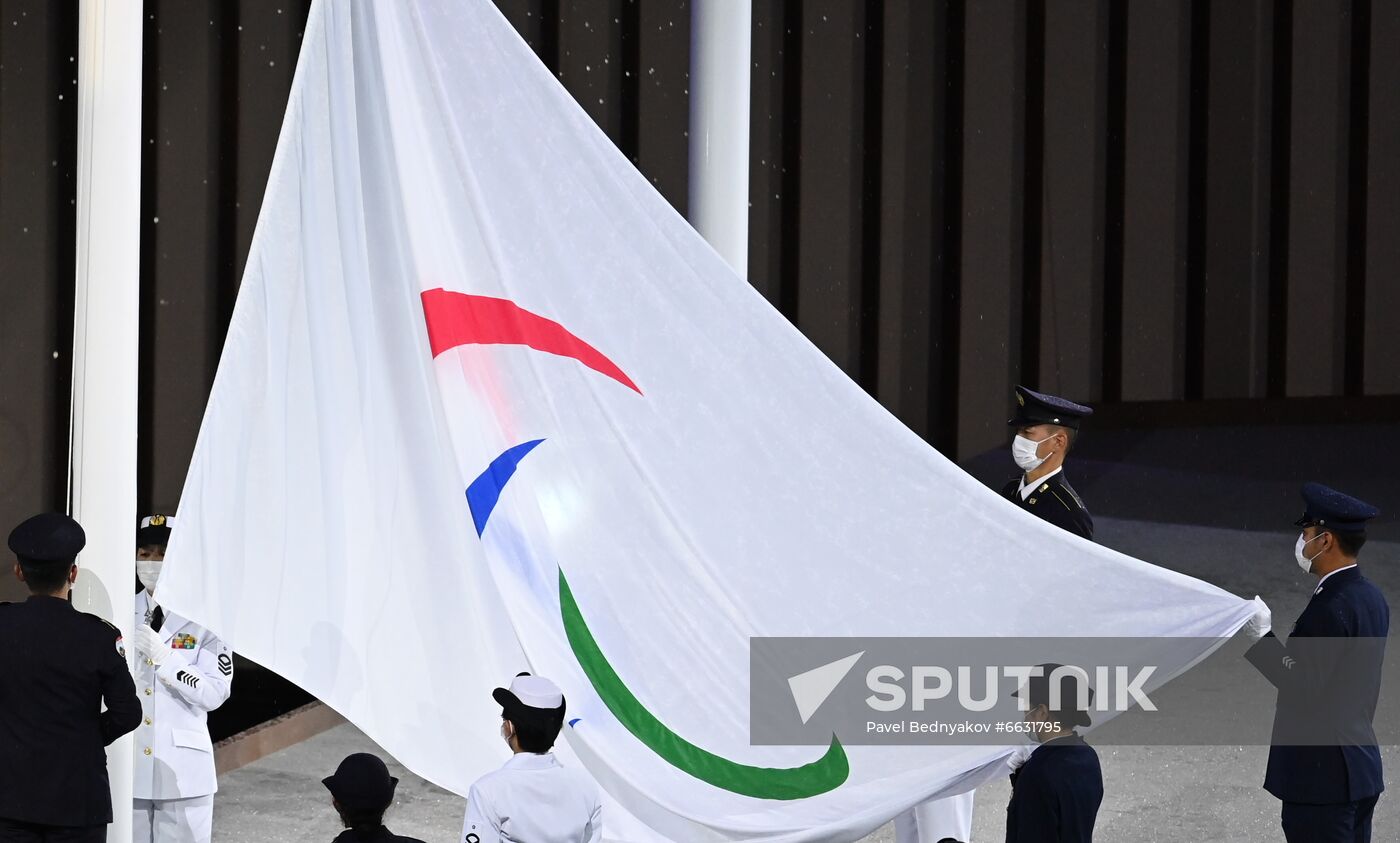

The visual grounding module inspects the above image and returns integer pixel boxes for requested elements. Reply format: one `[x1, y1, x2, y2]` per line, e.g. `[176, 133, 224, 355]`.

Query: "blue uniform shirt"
[1004, 733, 1103, 843]
[1246, 566, 1389, 804]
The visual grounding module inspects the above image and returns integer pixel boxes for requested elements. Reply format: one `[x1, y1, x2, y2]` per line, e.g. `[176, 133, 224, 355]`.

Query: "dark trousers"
[1281, 795, 1379, 843]
[0, 819, 105, 843]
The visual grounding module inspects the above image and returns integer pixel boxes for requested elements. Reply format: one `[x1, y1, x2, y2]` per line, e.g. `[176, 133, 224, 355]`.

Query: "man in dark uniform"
[1003, 385, 1094, 541]
[322, 753, 426, 843]
[1245, 483, 1388, 842]
[0, 513, 143, 841]
[1004, 665, 1103, 842]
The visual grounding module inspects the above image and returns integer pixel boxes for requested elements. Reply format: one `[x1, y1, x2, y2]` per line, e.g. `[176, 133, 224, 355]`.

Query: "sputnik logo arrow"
[789, 652, 864, 725]
[423, 289, 851, 801]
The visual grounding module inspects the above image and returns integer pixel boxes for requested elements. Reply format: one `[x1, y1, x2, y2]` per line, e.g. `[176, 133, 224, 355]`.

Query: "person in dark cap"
[0, 513, 143, 842]
[462, 672, 601, 843]
[1245, 483, 1388, 842]
[1003, 385, 1094, 541]
[1003, 665, 1103, 843]
[322, 753, 424, 842]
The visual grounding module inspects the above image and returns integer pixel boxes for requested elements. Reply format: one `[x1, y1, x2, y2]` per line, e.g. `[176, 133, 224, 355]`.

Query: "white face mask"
[1012, 434, 1052, 472]
[136, 559, 164, 592]
[1294, 533, 1324, 574]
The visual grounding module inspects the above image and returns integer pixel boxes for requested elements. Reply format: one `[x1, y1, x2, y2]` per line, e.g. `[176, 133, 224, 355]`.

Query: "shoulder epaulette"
[79, 612, 121, 634]
[1054, 478, 1088, 511]
[1049, 488, 1079, 514]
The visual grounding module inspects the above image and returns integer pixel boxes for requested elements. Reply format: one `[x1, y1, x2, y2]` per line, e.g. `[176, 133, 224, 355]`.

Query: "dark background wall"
[2, 0, 1397, 580]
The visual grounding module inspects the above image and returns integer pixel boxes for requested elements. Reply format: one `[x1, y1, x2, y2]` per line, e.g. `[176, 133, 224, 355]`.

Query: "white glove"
[1007, 743, 1035, 772]
[1244, 596, 1272, 640]
[134, 624, 167, 666]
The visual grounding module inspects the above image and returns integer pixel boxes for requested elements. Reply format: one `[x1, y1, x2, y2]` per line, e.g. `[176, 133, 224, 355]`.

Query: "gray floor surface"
[212, 515, 1400, 841]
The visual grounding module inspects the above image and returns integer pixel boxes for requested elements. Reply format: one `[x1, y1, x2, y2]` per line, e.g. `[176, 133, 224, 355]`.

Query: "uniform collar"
[503, 751, 560, 771]
[1018, 466, 1063, 501]
[1314, 564, 1359, 595]
[25, 594, 72, 608]
[331, 827, 394, 843]
[1032, 732, 1083, 752]
[136, 591, 180, 641]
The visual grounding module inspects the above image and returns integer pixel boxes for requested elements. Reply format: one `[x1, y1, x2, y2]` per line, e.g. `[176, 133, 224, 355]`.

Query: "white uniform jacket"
[132, 591, 234, 800]
[462, 751, 601, 843]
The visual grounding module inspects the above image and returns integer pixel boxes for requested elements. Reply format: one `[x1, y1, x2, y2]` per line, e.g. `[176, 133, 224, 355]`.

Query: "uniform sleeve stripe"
[1049, 490, 1077, 513]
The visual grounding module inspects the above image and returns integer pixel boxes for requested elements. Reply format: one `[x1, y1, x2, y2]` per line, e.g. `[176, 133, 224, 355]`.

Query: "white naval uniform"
[894, 791, 975, 843]
[133, 591, 234, 843]
[461, 751, 601, 843]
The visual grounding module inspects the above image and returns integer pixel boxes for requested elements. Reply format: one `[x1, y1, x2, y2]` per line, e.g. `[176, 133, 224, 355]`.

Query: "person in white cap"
[131, 514, 235, 843]
[461, 672, 601, 843]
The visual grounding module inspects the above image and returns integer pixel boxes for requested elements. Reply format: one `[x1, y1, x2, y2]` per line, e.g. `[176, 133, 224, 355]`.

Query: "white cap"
[493, 673, 565, 716]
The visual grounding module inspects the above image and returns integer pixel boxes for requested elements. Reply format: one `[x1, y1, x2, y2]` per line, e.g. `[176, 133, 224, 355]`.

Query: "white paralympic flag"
[159, 1, 1256, 840]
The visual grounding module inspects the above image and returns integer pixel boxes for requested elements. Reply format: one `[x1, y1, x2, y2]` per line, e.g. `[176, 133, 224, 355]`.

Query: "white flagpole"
[688, 0, 752, 278]
[71, 2, 142, 840]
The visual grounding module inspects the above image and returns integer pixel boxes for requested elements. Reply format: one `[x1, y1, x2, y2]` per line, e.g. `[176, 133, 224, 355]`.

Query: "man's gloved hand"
[1007, 743, 1035, 772]
[134, 624, 167, 666]
[1244, 596, 1272, 641]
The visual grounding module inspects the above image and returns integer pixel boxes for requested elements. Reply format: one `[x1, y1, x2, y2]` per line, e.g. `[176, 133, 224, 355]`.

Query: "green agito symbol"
[559, 566, 850, 800]
[464, 441, 850, 800]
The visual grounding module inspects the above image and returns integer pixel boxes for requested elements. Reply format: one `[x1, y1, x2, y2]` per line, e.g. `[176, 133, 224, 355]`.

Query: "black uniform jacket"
[1246, 566, 1388, 804]
[1001, 471, 1093, 541]
[0, 595, 142, 826]
[1005, 734, 1103, 843]
[332, 826, 427, 843]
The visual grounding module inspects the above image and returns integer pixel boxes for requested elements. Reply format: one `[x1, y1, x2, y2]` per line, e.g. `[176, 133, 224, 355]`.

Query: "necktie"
[151, 605, 165, 633]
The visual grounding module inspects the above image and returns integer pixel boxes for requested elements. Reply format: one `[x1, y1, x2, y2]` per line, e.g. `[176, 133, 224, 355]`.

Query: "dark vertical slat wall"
[956, 0, 1024, 459]
[144, 1, 219, 511]
[0, 0, 77, 546]
[234, 2, 301, 285]
[1201, 0, 1272, 399]
[1286, 0, 1352, 397]
[745, 0, 785, 306]
[2, 0, 1399, 550]
[795, 0, 870, 379]
[1343, 0, 1369, 397]
[1364, 1, 1400, 395]
[558, 0, 626, 142]
[874, 0, 939, 441]
[633, 0, 689, 214]
[1038, 0, 1106, 402]
[1119, 0, 1190, 403]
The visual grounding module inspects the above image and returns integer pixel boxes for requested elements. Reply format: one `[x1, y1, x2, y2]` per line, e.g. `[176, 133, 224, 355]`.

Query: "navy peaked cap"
[1007, 385, 1093, 430]
[8, 513, 86, 564]
[1295, 483, 1378, 534]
